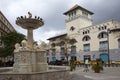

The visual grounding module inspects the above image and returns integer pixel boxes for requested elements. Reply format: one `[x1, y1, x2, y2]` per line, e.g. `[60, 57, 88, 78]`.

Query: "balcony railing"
[71, 51, 76, 54]
[83, 49, 90, 52]
[99, 47, 108, 52]
[65, 14, 92, 23]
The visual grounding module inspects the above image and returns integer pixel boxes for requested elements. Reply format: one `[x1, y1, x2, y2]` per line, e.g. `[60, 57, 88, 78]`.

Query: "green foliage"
[92, 64, 103, 73]
[0, 32, 25, 57]
[0, 32, 25, 47]
[91, 58, 103, 73]
[69, 59, 76, 71]
[96, 58, 103, 62]
[56, 36, 77, 63]
[68, 38, 77, 45]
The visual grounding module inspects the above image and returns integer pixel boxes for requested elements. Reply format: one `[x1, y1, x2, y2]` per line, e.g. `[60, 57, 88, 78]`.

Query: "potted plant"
[91, 58, 103, 73]
[69, 59, 76, 71]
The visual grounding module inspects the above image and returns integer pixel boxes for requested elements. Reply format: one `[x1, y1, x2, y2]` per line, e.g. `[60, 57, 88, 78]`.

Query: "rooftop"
[64, 4, 94, 15]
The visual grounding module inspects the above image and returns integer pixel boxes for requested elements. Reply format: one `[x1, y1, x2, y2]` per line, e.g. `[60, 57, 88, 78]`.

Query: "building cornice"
[47, 33, 67, 40]
[64, 4, 94, 15]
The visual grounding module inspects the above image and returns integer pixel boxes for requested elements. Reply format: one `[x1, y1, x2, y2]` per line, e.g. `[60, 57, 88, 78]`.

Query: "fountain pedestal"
[13, 50, 48, 73]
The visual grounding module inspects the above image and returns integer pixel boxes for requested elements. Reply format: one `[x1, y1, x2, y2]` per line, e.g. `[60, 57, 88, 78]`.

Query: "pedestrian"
[83, 59, 89, 72]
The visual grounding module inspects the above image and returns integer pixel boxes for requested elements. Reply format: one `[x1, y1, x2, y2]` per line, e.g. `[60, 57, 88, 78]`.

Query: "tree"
[39, 40, 47, 50]
[57, 36, 77, 62]
[0, 32, 26, 57]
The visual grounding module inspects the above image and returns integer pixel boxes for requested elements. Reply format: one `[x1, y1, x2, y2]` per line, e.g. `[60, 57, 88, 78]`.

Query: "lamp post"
[107, 29, 111, 65]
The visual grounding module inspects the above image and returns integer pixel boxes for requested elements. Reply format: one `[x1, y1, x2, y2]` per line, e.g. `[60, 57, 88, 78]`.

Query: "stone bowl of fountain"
[0, 12, 70, 80]
[16, 12, 44, 29]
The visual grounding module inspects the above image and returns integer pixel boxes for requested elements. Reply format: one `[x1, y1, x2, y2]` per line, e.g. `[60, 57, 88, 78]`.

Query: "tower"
[64, 4, 94, 36]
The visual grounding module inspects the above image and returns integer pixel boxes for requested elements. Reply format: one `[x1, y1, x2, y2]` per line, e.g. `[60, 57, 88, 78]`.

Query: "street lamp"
[107, 29, 111, 65]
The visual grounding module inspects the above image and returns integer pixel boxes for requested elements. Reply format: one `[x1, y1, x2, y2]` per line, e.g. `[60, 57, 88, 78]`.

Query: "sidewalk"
[70, 67, 120, 80]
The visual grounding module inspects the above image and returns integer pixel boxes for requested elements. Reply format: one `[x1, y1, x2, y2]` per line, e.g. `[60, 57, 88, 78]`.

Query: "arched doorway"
[100, 53, 108, 62]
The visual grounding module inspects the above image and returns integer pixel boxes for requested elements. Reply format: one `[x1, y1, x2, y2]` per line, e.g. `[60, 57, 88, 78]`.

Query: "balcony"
[65, 14, 92, 23]
[99, 47, 108, 52]
[71, 50, 76, 54]
[84, 49, 90, 52]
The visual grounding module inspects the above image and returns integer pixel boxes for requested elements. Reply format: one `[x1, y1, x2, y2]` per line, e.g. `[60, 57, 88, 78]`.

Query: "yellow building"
[47, 4, 120, 63]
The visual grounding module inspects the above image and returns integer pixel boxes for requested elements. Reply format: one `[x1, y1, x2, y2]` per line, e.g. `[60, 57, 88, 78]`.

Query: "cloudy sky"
[0, 0, 120, 43]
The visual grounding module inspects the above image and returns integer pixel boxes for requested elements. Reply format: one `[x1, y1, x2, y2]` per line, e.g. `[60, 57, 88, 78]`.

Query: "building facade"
[0, 11, 16, 46]
[0, 11, 16, 62]
[47, 4, 120, 63]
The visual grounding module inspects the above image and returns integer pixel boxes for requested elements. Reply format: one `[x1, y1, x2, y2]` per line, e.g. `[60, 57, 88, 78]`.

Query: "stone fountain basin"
[16, 18, 44, 29]
[0, 66, 70, 80]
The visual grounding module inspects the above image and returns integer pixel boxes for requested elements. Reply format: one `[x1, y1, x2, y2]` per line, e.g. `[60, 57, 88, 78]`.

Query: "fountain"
[14, 12, 47, 73]
[0, 12, 70, 80]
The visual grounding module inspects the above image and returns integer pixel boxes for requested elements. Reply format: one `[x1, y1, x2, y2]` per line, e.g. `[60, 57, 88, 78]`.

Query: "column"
[27, 28, 33, 49]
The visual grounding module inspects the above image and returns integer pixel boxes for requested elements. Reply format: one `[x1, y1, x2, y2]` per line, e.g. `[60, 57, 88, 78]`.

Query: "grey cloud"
[81, 0, 120, 24]
[0, 0, 120, 41]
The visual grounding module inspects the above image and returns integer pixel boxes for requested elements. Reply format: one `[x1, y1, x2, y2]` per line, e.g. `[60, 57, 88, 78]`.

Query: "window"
[82, 36, 91, 41]
[73, 11, 76, 16]
[98, 32, 107, 39]
[71, 56, 77, 61]
[83, 44, 90, 52]
[82, 11, 88, 17]
[70, 26, 75, 31]
[46, 50, 49, 56]
[98, 26, 107, 31]
[51, 43, 56, 47]
[52, 57, 56, 61]
[83, 32, 84, 34]
[101, 27, 104, 30]
[83, 30, 90, 35]
[118, 39, 120, 48]
[52, 49, 56, 56]
[60, 41, 65, 46]
[99, 41, 108, 51]
[68, 10, 76, 19]
[60, 48, 65, 55]
[71, 46, 76, 54]
[88, 30, 90, 33]
[104, 26, 107, 29]
[85, 31, 87, 34]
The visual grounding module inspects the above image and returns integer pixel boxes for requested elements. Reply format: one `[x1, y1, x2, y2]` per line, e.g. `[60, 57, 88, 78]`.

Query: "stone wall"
[0, 70, 70, 80]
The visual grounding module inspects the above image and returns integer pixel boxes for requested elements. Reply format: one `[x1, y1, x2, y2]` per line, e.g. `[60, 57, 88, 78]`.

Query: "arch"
[69, 38, 77, 44]
[82, 35, 91, 41]
[98, 31, 107, 39]
[60, 41, 65, 46]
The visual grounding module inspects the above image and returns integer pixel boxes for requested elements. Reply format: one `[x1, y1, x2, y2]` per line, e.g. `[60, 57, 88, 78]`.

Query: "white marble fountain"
[14, 12, 47, 73]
